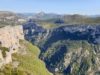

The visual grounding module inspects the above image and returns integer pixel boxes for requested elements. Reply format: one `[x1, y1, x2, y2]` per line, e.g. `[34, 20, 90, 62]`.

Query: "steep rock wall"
[0, 25, 24, 67]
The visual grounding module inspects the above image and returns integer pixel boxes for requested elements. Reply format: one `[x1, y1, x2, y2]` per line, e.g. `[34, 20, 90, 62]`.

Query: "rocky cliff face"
[23, 21, 100, 75]
[0, 25, 24, 67]
[0, 24, 52, 75]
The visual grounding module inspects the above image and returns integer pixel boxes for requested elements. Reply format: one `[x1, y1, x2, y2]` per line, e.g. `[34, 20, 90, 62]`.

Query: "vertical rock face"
[0, 26, 24, 49]
[0, 24, 52, 75]
[23, 20, 48, 45]
[0, 25, 24, 67]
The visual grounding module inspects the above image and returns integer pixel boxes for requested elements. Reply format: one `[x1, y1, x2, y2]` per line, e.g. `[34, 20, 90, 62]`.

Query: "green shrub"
[0, 46, 9, 57]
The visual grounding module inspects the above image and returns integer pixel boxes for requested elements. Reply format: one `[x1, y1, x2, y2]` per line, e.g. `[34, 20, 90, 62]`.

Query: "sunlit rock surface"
[0, 25, 24, 67]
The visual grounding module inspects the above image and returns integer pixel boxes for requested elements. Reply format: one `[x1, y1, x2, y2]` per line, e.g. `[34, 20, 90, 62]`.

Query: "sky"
[0, 0, 100, 15]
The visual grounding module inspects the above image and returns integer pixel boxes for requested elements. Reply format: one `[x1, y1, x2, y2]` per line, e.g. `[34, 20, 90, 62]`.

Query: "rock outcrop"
[0, 25, 24, 67]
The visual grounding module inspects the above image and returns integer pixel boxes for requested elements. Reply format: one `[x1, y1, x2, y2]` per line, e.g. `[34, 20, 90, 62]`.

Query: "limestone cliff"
[0, 25, 52, 75]
[0, 25, 24, 67]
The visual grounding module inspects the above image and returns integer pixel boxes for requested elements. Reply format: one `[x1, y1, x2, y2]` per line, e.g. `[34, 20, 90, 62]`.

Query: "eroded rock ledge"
[0, 25, 24, 67]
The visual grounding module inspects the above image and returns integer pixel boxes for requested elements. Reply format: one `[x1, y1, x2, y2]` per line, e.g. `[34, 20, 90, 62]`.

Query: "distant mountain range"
[0, 11, 27, 27]
[18, 12, 100, 24]
[17, 12, 100, 19]
[0, 11, 100, 28]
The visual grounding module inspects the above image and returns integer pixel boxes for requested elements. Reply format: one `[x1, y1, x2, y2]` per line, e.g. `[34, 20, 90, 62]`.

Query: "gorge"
[23, 20, 100, 75]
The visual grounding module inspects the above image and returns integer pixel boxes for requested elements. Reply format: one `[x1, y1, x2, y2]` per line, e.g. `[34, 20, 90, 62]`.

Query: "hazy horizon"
[0, 0, 100, 15]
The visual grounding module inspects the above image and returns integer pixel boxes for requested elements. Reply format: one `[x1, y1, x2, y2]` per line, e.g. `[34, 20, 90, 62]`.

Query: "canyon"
[23, 21, 100, 75]
[0, 16, 100, 75]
